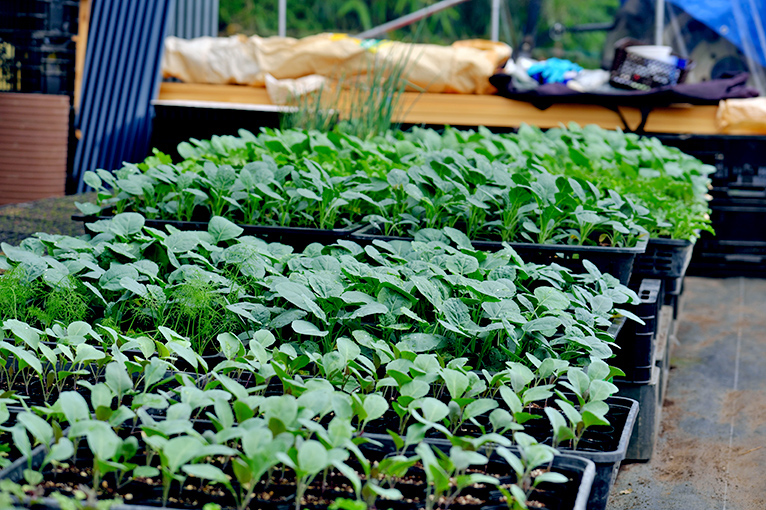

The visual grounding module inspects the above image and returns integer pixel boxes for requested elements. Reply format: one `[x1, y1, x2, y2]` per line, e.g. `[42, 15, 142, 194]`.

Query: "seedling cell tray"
[363, 395, 637, 510]
[1, 442, 595, 510]
[612, 279, 662, 382]
[568, 396, 639, 510]
[633, 238, 694, 279]
[72, 214, 363, 251]
[351, 225, 647, 285]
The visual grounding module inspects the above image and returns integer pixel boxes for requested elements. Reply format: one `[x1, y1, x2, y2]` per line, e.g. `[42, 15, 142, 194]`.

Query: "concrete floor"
[608, 277, 766, 510]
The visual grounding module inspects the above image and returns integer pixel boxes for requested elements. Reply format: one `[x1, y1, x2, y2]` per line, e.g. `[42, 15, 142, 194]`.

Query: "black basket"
[609, 40, 689, 91]
[0, 35, 75, 94]
[72, 214, 364, 252]
[0, 0, 79, 36]
[350, 225, 647, 285]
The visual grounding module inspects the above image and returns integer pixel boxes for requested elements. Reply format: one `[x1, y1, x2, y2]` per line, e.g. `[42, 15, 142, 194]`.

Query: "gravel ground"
[0, 194, 95, 246]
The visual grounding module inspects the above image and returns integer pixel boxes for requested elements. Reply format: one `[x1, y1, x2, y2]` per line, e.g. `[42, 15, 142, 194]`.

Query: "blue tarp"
[668, 0, 766, 68]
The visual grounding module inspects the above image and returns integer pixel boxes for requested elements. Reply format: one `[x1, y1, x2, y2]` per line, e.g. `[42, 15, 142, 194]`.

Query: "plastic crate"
[0, 0, 79, 36]
[653, 133, 766, 191]
[0, 35, 75, 94]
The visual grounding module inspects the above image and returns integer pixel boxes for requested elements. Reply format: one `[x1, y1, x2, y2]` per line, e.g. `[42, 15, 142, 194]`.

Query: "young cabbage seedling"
[496, 433, 568, 510]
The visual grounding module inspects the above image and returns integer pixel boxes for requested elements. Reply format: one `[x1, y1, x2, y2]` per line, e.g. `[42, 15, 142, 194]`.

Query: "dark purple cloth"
[489, 72, 759, 110]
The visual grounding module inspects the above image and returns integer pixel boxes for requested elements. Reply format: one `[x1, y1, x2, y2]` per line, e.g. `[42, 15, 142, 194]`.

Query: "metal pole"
[278, 0, 286, 37]
[490, 0, 500, 41]
[654, 0, 664, 45]
[356, 0, 471, 39]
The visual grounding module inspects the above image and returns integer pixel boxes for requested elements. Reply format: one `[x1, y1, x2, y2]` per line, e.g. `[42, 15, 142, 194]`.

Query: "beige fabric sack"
[716, 98, 766, 132]
[163, 33, 511, 95]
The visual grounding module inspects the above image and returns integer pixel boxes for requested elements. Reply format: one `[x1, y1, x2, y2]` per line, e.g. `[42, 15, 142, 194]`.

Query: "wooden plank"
[73, 0, 91, 113]
[158, 82, 731, 134]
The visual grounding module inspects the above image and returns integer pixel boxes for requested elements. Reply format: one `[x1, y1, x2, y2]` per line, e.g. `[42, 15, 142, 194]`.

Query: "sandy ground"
[609, 276, 766, 510]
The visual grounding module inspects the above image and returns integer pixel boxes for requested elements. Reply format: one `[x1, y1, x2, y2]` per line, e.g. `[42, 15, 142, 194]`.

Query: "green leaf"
[74, 344, 105, 365]
[292, 320, 328, 337]
[534, 471, 569, 485]
[110, 213, 145, 237]
[58, 391, 90, 424]
[336, 337, 361, 364]
[105, 362, 133, 398]
[349, 302, 389, 320]
[4, 320, 40, 350]
[440, 369, 469, 399]
[397, 334, 445, 353]
[534, 287, 570, 310]
[208, 216, 244, 243]
[99, 264, 140, 292]
[463, 399, 499, 421]
[362, 394, 388, 425]
[164, 436, 205, 473]
[86, 423, 120, 460]
[297, 439, 329, 475]
[134, 466, 160, 478]
[164, 231, 200, 253]
[18, 412, 53, 445]
[522, 316, 561, 333]
[75, 201, 101, 216]
[416, 398, 449, 423]
[216, 332, 243, 361]
[44, 437, 74, 467]
[183, 464, 231, 485]
[445, 254, 480, 275]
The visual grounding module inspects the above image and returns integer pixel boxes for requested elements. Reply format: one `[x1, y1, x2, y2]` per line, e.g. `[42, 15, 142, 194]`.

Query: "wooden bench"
[157, 81, 754, 135]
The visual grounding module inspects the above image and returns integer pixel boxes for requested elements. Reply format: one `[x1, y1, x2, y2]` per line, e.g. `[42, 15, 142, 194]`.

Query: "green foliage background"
[219, 0, 620, 68]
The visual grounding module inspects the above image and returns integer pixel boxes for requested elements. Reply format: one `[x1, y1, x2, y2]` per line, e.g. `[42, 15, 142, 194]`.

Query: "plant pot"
[71, 215, 363, 252]
[350, 225, 647, 285]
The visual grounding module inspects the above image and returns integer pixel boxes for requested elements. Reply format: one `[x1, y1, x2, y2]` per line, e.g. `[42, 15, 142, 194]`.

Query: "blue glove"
[528, 58, 583, 84]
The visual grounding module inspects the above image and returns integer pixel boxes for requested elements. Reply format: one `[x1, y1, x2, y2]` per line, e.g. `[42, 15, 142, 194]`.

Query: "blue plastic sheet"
[667, 0, 766, 68]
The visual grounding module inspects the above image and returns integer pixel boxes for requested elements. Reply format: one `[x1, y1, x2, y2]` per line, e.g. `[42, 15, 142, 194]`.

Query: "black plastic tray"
[1, 439, 595, 510]
[612, 279, 662, 383]
[351, 225, 647, 285]
[362, 395, 637, 510]
[564, 396, 639, 510]
[633, 237, 694, 279]
[72, 214, 364, 251]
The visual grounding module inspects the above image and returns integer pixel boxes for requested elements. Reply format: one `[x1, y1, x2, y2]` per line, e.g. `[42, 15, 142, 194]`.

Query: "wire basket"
[609, 39, 691, 91]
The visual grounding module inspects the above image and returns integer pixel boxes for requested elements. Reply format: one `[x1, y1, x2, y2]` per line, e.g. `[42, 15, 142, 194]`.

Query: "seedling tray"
[72, 214, 363, 251]
[612, 279, 662, 382]
[1, 439, 595, 510]
[566, 396, 639, 510]
[633, 238, 694, 279]
[351, 225, 647, 285]
[363, 395, 637, 510]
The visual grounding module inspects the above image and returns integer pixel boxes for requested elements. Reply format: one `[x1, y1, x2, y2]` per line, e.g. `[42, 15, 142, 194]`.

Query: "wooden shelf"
[157, 81, 757, 135]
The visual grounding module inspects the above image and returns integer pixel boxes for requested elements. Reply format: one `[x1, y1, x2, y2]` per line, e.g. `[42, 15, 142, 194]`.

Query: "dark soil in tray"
[28, 452, 580, 510]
